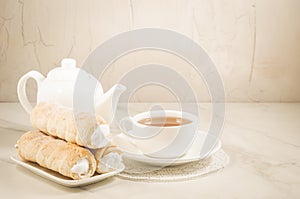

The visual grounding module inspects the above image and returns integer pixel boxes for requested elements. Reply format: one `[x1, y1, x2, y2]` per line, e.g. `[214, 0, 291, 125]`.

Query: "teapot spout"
[95, 84, 126, 124]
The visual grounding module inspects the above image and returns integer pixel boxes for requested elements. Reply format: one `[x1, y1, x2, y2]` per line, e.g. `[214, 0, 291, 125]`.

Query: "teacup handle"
[118, 116, 135, 137]
[17, 71, 45, 114]
[117, 116, 142, 148]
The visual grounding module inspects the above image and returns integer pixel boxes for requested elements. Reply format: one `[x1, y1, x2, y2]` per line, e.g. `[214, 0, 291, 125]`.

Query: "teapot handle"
[17, 71, 45, 114]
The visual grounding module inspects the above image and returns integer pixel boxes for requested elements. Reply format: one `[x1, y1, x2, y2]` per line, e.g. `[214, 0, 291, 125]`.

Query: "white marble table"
[0, 103, 299, 198]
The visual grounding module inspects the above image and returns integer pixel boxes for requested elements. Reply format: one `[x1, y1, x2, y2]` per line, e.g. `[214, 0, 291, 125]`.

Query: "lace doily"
[117, 149, 229, 182]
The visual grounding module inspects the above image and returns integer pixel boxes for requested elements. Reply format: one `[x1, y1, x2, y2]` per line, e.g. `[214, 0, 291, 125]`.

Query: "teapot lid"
[47, 58, 80, 81]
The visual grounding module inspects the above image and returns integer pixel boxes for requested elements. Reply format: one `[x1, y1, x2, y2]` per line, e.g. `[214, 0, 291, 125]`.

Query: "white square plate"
[10, 155, 123, 187]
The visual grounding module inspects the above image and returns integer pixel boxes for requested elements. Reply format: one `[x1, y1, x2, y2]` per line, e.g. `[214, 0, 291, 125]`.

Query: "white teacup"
[119, 110, 198, 159]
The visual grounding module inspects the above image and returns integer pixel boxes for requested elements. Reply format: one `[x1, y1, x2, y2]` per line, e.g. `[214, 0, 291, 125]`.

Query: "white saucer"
[112, 131, 222, 166]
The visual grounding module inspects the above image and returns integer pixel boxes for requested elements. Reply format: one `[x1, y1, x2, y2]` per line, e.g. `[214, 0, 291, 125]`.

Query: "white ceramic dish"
[112, 130, 222, 166]
[10, 155, 123, 187]
[122, 141, 221, 166]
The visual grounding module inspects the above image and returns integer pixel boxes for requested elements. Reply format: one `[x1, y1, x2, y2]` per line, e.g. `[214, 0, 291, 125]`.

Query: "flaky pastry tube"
[92, 144, 124, 174]
[30, 102, 109, 148]
[16, 131, 97, 180]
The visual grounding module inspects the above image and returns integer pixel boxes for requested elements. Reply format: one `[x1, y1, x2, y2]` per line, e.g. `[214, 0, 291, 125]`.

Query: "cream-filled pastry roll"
[91, 144, 124, 174]
[16, 131, 97, 180]
[30, 102, 109, 149]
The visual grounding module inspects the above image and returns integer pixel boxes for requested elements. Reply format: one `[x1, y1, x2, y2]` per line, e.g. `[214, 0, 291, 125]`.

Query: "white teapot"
[17, 58, 126, 124]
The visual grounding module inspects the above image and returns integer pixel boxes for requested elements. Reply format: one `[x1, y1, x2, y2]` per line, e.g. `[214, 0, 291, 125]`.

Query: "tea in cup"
[119, 110, 198, 159]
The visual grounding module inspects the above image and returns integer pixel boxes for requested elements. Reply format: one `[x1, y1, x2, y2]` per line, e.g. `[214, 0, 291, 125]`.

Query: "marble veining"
[0, 0, 300, 102]
[0, 103, 299, 198]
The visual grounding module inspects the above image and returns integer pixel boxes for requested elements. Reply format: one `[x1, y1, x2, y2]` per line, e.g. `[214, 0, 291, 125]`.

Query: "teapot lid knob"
[61, 58, 76, 69]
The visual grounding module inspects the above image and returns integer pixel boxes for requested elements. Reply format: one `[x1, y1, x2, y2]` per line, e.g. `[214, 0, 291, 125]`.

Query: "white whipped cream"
[71, 158, 89, 178]
[90, 124, 110, 148]
[98, 152, 124, 173]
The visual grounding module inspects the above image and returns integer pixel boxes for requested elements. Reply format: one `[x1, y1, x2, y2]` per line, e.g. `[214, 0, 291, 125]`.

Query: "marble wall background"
[0, 0, 299, 102]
